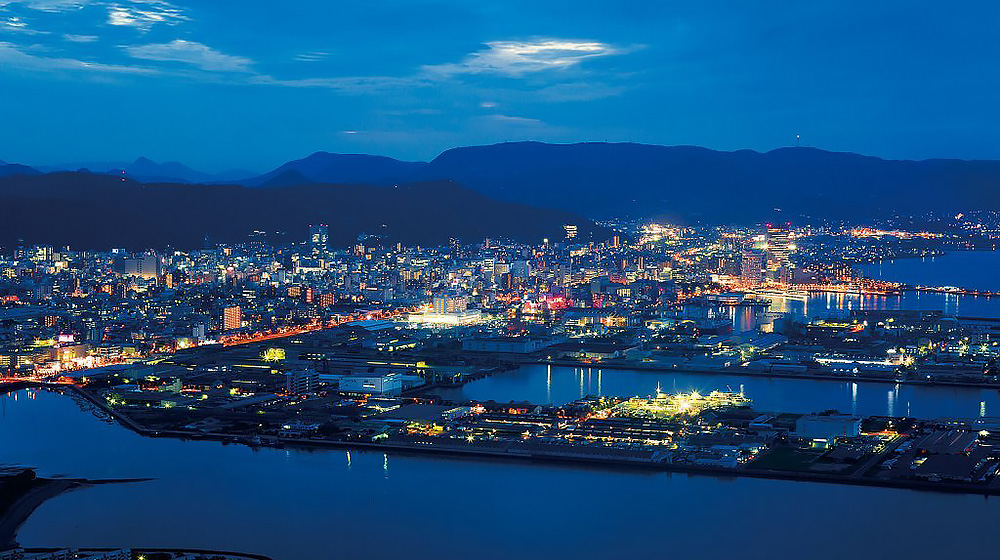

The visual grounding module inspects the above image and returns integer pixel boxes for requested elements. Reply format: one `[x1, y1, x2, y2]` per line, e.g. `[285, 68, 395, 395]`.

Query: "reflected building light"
[851, 382, 858, 416]
[887, 390, 895, 417]
[346, 450, 352, 470]
[546, 364, 551, 404]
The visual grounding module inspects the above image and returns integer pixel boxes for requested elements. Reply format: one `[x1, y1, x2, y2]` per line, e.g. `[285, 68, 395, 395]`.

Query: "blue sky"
[1, 1, 997, 172]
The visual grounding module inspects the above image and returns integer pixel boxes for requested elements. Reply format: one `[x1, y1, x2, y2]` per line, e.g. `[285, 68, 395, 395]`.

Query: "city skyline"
[7, 3, 1000, 558]
[3, 1, 1000, 170]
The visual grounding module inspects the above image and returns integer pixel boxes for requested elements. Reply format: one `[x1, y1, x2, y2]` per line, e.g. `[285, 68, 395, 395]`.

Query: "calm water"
[721, 251, 1000, 331]
[4, 384, 1000, 560]
[861, 250, 1000, 291]
[440, 364, 1000, 419]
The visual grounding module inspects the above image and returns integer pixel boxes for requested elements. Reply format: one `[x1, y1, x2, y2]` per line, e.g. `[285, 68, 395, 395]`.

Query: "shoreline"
[0, 478, 81, 550]
[51, 384, 1000, 498]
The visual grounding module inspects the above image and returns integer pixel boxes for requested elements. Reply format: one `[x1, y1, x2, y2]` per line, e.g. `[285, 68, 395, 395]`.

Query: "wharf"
[60, 383, 1000, 498]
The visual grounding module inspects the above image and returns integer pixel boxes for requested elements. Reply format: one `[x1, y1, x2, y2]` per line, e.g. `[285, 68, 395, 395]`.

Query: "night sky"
[1, 1, 996, 172]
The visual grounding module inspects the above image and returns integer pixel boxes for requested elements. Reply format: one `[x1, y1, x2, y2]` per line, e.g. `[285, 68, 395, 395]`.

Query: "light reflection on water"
[447, 364, 1000, 420]
[726, 251, 1000, 332]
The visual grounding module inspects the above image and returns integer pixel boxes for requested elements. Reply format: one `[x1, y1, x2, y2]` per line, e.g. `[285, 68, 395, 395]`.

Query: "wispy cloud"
[481, 114, 543, 126]
[0, 0, 188, 32]
[0, 39, 152, 73]
[1, 13, 52, 34]
[255, 38, 626, 94]
[124, 39, 252, 72]
[293, 51, 327, 62]
[62, 32, 97, 41]
[107, 1, 187, 31]
[251, 74, 423, 93]
[1, 27, 631, 102]
[424, 39, 622, 78]
[2, 0, 98, 12]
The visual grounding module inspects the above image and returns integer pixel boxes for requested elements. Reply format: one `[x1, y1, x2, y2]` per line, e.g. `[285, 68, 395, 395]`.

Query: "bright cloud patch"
[1, 15, 29, 29]
[125, 39, 252, 72]
[424, 39, 621, 77]
[107, 1, 186, 31]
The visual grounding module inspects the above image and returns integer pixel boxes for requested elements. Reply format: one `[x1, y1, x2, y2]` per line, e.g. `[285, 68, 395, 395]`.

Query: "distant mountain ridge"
[0, 172, 604, 250]
[16, 141, 1000, 223]
[0, 162, 39, 179]
[34, 157, 255, 184]
[246, 152, 425, 187]
[243, 142, 1000, 221]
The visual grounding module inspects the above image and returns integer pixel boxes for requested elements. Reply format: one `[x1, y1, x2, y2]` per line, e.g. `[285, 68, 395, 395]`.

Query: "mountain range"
[5, 141, 1000, 231]
[34, 157, 255, 184]
[245, 143, 1000, 221]
[0, 172, 601, 250]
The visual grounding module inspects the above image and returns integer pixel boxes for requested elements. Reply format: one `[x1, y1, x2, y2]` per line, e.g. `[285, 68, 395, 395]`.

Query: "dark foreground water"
[4, 384, 1000, 560]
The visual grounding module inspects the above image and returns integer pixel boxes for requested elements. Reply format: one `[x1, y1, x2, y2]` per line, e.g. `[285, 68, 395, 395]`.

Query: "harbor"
[4, 385, 1000, 560]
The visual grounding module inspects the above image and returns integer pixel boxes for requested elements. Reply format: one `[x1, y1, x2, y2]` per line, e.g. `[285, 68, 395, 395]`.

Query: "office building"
[740, 249, 766, 286]
[222, 305, 242, 331]
[309, 224, 329, 257]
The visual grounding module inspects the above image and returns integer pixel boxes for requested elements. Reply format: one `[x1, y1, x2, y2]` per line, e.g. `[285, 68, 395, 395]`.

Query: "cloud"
[0, 0, 188, 32]
[481, 114, 543, 126]
[1, 14, 51, 34]
[2, 0, 97, 11]
[2, 15, 26, 29]
[251, 74, 423, 93]
[62, 32, 97, 41]
[0, 39, 153, 73]
[293, 51, 327, 62]
[254, 38, 626, 95]
[125, 39, 252, 72]
[424, 39, 622, 78]
[106, 1, 187, 31]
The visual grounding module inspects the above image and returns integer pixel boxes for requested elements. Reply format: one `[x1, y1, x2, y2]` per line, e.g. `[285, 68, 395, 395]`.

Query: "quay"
[11, 383, 999, 499]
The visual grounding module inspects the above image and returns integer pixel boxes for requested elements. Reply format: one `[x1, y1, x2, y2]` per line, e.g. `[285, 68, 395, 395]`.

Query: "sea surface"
[860, 250, 1000, 291]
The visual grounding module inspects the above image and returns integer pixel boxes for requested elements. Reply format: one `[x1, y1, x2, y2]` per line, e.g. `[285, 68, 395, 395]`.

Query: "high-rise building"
[564, 224, 578, 240]
[765, 222, 793, 270]
[309, 224, 329, 257]
[741, 249, 766, 286]
[222, 305, 242, 331]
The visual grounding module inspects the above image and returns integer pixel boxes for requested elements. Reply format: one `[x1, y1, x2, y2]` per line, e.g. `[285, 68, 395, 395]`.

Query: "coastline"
[0, 477, 81, 550]
[51, 383, 1000, 498]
